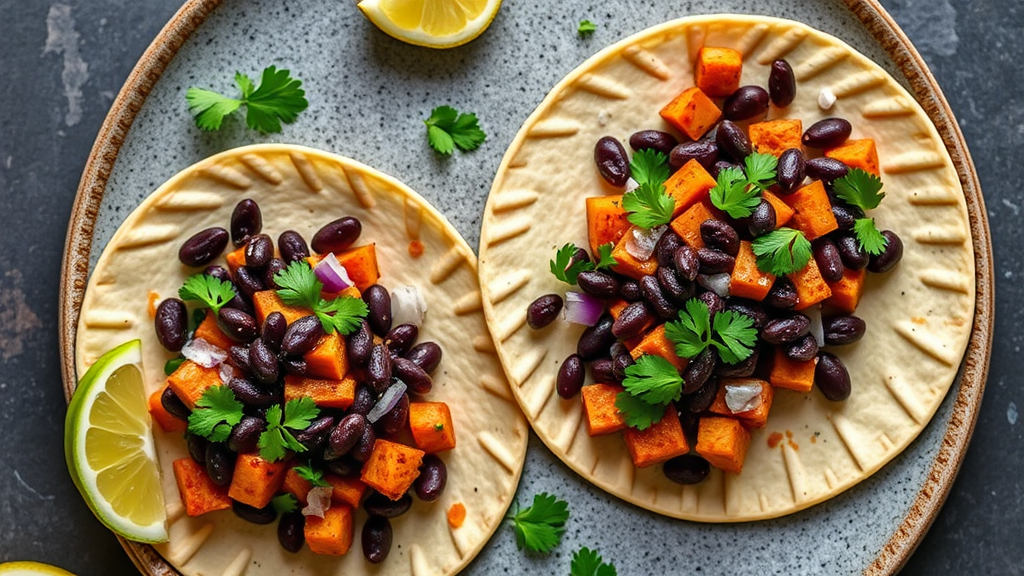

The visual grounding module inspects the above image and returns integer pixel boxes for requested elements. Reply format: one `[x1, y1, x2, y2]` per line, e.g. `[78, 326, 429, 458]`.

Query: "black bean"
[204, 265, 232, 284]
[805, 157, 849, 182]
[217, 307, 259, 342]
[716, 120, 752, 161]
[376, 393, 409, 436]
[655, 231, 684, 268]
[278, 512, 305, 553]
[227, 416, 266, 453]
[831, 203, 859, 231]
[785, 334, 820, 362]
[816, 351, 851, 401]
[263, 258, 287, 289]
[776, 148, 806, 194]
[326, 413, 367, 459]
[762, 314, 811, 344]
[278, 230, 310, 263]
[262, 312, 287, 352]
[557, 354, 585, 399]
[715, 347, 759, 378]
[768, 59, 796, 107]
[187, 434, 208, 465]
[570, 247, 592, 268]
[629, 130, 678, 156]
[688, 377, 719, 413]
[664, 454, 711, 485]
[724, 85, 770, 121]
[697, 291, 724, 317]
[352, 423, 377, 462]
[282, 358, 307, 376]
[697, 248, 735, 275]
[154, 298, 188, 352]
[325, 456, 362, 477]
[205, 442, 234, 486]
[725, 300, 768, 330]
[835, 234, 869, 270]
[657, 266, 693, 305]
[867, 230, 903, 273]
[527, 294, 563, 329]
[362, 516, 393, 564]
[612, 353, 634, 382]
[700, 220, 740, 256]
[748, 199, 777, 237]
[610, 302, 652, 340]
[669, 139, 719, 172]
[673, 245, 700, 281]
[384, 324, 418, 357]
[803, 118, 852, 149]
[640, 274, 678, 320]
[230, 199, 262, 246]
[363, 284, 392, 336]
[393, 357, 432, 395]
[233, 500, 276, 525]
[405, 342, 442, 375]
[711, 160, 742, 179]
[347, 320, 374, 367]
[295, 415, 335, 451]
[813, 239, 845, 283]
[364, 493, 412, 518]
[311, 216, 362, 254]
[228, 377, 277, 407]
[768, 278, 799, 309]
[160, 386, 190, 421]
[414, 455, 447, 502]
[368, 343, 393, 394]
[349, 384, 377, 416]
[682, 347, 717, 394]
[577, 314, 616, 360]
[226, 292, 254, 316]
[594, 136, 630, 187]
[577, 270, 620, 298]
[233, 266, 265, 298]
[824, 315, 866, 345]
[591, 359, 616, 383]
[281, 315, 324, 356]
[244, 234, 274, 269]
[619, 279, 644, 301]
[179, 227, 229, 267]
[247, 338, 278, 386]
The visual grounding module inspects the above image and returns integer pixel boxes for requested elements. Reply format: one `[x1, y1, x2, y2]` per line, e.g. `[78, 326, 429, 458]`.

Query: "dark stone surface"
[0, 0, 1019, 574]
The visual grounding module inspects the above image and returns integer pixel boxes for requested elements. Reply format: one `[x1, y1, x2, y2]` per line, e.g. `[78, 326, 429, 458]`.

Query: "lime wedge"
[357, 0, 502, 49]
[0, 561, 76, 576]
[64, 339, 167, 543]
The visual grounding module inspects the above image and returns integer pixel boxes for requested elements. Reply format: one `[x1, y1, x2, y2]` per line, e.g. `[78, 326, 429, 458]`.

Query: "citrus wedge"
[0, 562, 76, 576]
[64, 339, 167, 543]
[357, 0, 502, 48]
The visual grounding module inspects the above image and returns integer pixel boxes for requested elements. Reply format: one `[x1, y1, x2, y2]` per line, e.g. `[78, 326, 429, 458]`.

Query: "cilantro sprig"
[424, 105, 486, 155]
[833, 168, 889, 256]
[258, 397, 320, 462]
[293, 462, 331, 487]
[622, 150, 674, 228]
[664, 299, 758, 365]
[273, 261, 368, 334]
[615, 355, 681, 430]
[571, 547, 617, 576]
[178, 274, 236, 314]
[188, 386, 244, 442]
[549, 242, 616, 285]
[186, 66, 308, 133]
[577, 20, 597, 37]
[709, 152, 778, 218]
[506, 492, 569, 553]
[271, 493, 298, 515]
[751, 227, 813, 276]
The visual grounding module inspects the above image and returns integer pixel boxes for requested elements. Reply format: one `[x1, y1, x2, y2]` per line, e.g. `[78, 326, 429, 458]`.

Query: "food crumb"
[408, 240, 425, 258]
[767, 432, 783, 448]
[147, 291, 160, 319]
[447, 502, 466, 528]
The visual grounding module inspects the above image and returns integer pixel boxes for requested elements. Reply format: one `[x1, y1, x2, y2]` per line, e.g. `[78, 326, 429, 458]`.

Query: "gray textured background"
[1, 0, 1021, 574]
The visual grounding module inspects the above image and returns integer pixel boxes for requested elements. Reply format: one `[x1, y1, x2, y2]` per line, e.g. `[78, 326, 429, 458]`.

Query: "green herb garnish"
[751, 227, 813, 276]
[549, 242, 616, 284]
[186, 66, 308, 133]
[271, 493, 298, 515]
[853, 217, 887, 255]
[833, 168, 889, 256]
[258, 397, 319, 462]
[622, 150, 674, 228]
[664, 299, 758, 365]
[614, 355, 683, 430]
[709, 152, 777, 218]
[178, 274, 236, 314]
[577, 20, 597, 37]
[163, 356, 185, 376]
[273, 261, 368, 334]
[424, 105, 486, 155]
[507, 492, 569, 553]
[293, 462, 331, 487]
[188, 385, 244, 442]
[570, 546, 617, 576]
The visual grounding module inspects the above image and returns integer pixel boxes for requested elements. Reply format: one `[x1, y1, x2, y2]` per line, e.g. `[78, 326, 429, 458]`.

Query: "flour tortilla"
[478, 15, 974, 521]
[75, 144, 528, 575]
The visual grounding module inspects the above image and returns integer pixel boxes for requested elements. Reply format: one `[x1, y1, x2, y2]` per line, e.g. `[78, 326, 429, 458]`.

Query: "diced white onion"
[218, 363, 239, 385]
[807, 305, 825, 347]
[698, 273, 731, 298]
[314, 252, 354, 293]
[301, 486, 333, 518]
[624, 177, 640, 193]
[182, 337, 227, 368]
[391, 285, 428, 327]
[562, 291, 604, 326]
[725, 381, 764, 413]
[818, 88, 837, 110]
[367, 381, 407, 424]
[625, 225, 666, 261]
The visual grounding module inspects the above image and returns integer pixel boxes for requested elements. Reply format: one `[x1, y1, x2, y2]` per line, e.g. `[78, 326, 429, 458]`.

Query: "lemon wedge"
[0, 562, 76, 576]
[357, 0, 502, 48]
[64, 339, 167, 543]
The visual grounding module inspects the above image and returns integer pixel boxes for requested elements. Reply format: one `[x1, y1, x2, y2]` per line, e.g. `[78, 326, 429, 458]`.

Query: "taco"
[75, 144, 528, 574]
[478, 15, 974, 521]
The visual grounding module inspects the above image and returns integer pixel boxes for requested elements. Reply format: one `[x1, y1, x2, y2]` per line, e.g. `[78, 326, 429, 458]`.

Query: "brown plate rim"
[57, 0, 993, 574]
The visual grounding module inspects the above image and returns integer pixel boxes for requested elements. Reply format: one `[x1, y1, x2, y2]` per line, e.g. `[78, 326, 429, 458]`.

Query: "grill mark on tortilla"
[477, 431, 517, 474]
[681, 485, 697, 514]
[409, 544, 429, 576]
[685, 25, 704, 63]
[448, 516, 471, 559]
[453, 291, 483, 315]
[490, 190, 539, 213]
[288, 151, 324, 193]
[492, 309, 527, 344]
[511, 346, 546, 389]
[782, 441, 809, 504]
[560, 410, 586, 454]
[163, 522, 214, 565]
[119, 224, 181, 249]
[527, 118, 580, 138]
[471, 335, 496, 354]
[576, 74, 631, 100]
[621, 46, 670, 80]
[908, 188, 960, 206]
[479, 373, 513, 401]
[824, 468, 839, 490]
[861, 95, 915, 117]
[429, 246, 466, 284]
[894, 321, 959, 366]
[81, 309, 134, 329]
[223, 548, 252, 576]
[239, 153, 284, 185]
[166, 500, 184, 523]
[793, 45, 849, 81]
[404, 199, 423, 242]
[484, 216, 531, 247]
[759, 492, 770, 512]
[885, 150, 947, 174]
[883, 375, 928, 425]
[485, 270, 530, 305]
[919, 270, 971, 293]
[831, 69, 887, 98]
[755, 27, 808, 65]
[879, 432, 895, 452]
[828, 412, 869, 471]
[911, 225, 968, 245]
[201, 165, 251, 189]
[153, 191, 224, 211]
[734, 23, 770, 56]
[344, 168, 376, 209]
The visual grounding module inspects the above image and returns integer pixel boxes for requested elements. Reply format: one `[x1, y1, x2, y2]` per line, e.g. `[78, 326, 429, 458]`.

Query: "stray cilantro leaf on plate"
[751, 227, 812, 276]
[571, 546, 618, 576]
[622, 181, 675, 229]
[188, 386, 244, 442]
[550, 243, 594, 285]
[577, 19, 597, 37]
[424, 105, 486, 155]
[186, 65, 307, 133]
[594, 242, 617, 270]
[629, 149, 670, 188]
[507, 492, 569, 553]
[273, 261, 368, 334]
[179, 273, 237, 314]
[853, 217, 888, 256]
[621, 355, 684, 406]
[258, 398, 320, 462]
[614, 391, 666, 431]
[833, 168, 885, 211]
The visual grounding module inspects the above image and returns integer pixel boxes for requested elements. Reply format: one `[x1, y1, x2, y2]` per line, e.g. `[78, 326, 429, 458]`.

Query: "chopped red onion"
[625, 225, 667, 261]
[367, 381, 407, 424]
[807, 305, 825, 347]
[698, 273, 731, 298]
[725, 381, 763, 413]
[301, 486, 333, 518]
[182, 337, 227, 368]
[218, 363, 239, 385]
[391, 285, 427, 327]
[562, 291, 603, 326]
[314, 252, 353, 293]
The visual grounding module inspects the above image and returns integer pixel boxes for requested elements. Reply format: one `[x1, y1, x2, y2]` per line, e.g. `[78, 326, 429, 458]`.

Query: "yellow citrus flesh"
[0, 561, 77, 576]
[358, 0, 501, 48]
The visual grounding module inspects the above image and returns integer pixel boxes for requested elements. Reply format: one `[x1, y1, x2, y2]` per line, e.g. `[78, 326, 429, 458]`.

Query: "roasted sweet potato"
[166, 359, 222, 410]
[749, 120, 803, 157]
[360, 439, 424, 500]
[304, 331, 349, 380]
[824, 267, 866, 313]
[252, 290, 311, 326]
[623, 407, 690, 468]
[172, 458, 231, 516]
[629, 325, 686, 371]
[327, 474, 368, 508]
[228, 453, 289, 509]
[825, 139, 880, 176]
[409, 402, 457, 453]
[770, 347, 817, 393]
[225, 246, 246, 274]
[761, 190, 795, 228]
[581, 383, 627, 436]
[789, 257, 833, 310]
[695, 47, 743, 97]
[659, 87, 722, 140]
[708, 378, 774, 429]
[194, 310, 235, 351]
[283, 374, 356, 409]
[695, 416, 751, 474]
[663, 159, 718, 218]
[148, 386, 186, 433]
[785, 180, 839, 240]
[610, 231, 659, 280]
[586, 196, 631, 256]
[730, 240, 776, 301]
[335, 244, 380, 292]
[669, 201, 715, 249]
[304, 504, 354, 556]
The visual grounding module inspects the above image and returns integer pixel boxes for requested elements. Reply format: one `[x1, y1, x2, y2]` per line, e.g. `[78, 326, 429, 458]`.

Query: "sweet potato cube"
[149, 386, 186, 433]
[581, 383, 627, 436]
[360, 439, 424, 500]
[664, 159, 718, 218]
[409, 402, 457, 453]
[629, 325, 687, 371]
[695, 46, 743, 97]
[610, 231, 659, 280]
[825, 139, 880, 176]
[284, 374, 356, 409]
[670, 201, 715, 249]
[789, 257, 833, 310]
[228, 453, 289, 509]
[824, 267, 866, 313]
[304, 331, 349, 380]
[252, 290, 311, 326]
[749, 120, 803, 157]
[173, 458, 231, 516]
[660, 87, 722, 140]
[623, 407, 690, 468]
[708, 378, 774, 429]
[327, 474, 367, 508]
[786, 180, 839, 240]
[225, 246, 246, 274]
[762, 190, 795, 228]
[166, 359, 222, 410]
[194, 310, 235, 351]
[335, 244, 380, 292]
[696, 416, 751, 474]
[587, 196, 631, 256]
[282, 465, 313, 504]
[304, 504, 354, 556]
[607, 299, 629, 320]
[770, 347, 817, 393]
[730, 240, 775, 301]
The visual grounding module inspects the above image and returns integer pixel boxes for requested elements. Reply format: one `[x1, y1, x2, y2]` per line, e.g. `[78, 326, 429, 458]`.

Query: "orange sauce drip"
[789, 440, 799, 451]
[810, 435, 817, 444]
[767, 432, 784, 448]
[147, 291, 160, 319]
[447, 502, 466, 528]
[409, 240, 425, 258]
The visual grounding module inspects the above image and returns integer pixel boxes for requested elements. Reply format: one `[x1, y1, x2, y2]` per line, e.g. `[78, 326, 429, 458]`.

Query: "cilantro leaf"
[282, 396, 319, 430]
[258, 399, 320, 462]
[711, 310, 758, 364]
[271, 493, 298, 515]
[614, 392, 666, 431]
[294, 462, 331, 488]
[665, 299, 756, 365]
[744, 152, 778, 190]
[577, 19, 597, 37]
[188, 386, 244, 442]
[549, 243, 593, 285]
[629, 149, 670, 188]
[853, 217, 888, 256]
[621, 355, 684, 406]
[751, 227, 812, 276]
[664, 299, 713, 359]
[316, 296, 370, 334]
[178, 274, 237, 314]
[164, 356, 185, 376]
[571, 547, 617, 576]
[273, 261, 368, 334]
[424, 105, 486, 155]
[833, 168, 885, 211]
[507, 493, 569, 553]
[710, 167, 762, 219]
[594, 242, 617, 270]
[186, 66, 307, 133]
[622, 182, 675, 228]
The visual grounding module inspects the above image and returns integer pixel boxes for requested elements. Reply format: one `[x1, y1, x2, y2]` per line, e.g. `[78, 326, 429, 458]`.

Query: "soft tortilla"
[478, 15, 974, 521]
[75, 144, 528, 575]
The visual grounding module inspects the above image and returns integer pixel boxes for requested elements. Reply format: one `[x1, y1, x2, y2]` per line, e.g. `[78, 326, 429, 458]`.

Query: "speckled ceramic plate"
[60, 0, 991, 574]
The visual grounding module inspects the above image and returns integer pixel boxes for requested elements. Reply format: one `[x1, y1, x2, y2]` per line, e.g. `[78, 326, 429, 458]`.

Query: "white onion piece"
[182, 337, 227, 368]
[698, 273, 731, 298]
[367, 381, 407, 424]
[391, 285, 427, 327]
[624, 177, 640, 193]
[301, 486, 333, 518]
[807, 305, 825, 347]
[562, 291, 603, 326]
[314, 253, 354, 293]
[725, 381, 763, 413]
[625, 225, 666, 261]
[818, 88, 837, 110]
[218, 363, 239, 385]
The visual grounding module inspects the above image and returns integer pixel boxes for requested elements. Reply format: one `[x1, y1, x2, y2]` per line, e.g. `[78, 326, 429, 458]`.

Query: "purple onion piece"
[366, 381, 407, 424]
